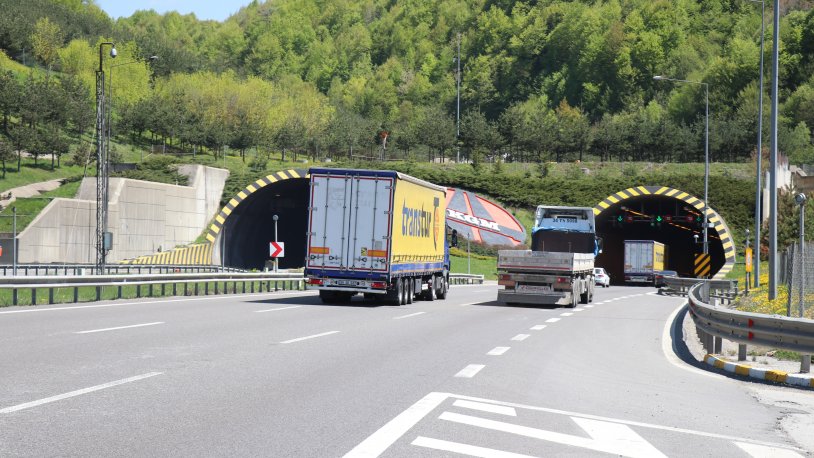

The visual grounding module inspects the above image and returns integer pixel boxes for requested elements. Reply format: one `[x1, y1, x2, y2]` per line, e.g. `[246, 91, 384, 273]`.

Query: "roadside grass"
[0, 280, 296, 307]
[0, 180, 82, 232]
[450, 252, 497, 280]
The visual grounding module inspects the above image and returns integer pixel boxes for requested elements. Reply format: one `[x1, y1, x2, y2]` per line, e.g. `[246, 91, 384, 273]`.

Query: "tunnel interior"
[595, 196, 726, 284]
[222, 178, 310, 270]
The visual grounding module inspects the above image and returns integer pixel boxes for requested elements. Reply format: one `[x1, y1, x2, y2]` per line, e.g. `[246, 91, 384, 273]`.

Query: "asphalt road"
[0, 285, 809, 457]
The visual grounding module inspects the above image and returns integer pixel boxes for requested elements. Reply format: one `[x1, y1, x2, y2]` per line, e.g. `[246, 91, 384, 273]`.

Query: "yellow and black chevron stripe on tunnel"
[694, 253, 712, 277]
[205, 169, 308, 244]
[120, 243, 213, 265]
[593, 186, 735, 279]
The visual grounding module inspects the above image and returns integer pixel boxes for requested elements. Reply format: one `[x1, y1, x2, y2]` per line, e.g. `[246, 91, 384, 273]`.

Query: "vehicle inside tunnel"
[594, 195, 726, 284]
[221, 178, 310, 270]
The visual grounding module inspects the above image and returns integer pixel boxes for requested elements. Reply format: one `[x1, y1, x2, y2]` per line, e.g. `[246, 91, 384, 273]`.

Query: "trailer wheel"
[568, 284, 578, 308]
[436, 275, 448, 300]
[406, 278, 414, 304]
[319, 290, 337, 304]
[397, 278, 406, 305]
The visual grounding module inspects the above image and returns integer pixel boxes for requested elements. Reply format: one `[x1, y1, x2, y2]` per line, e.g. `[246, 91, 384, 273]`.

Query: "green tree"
[31, 17, 62, 77]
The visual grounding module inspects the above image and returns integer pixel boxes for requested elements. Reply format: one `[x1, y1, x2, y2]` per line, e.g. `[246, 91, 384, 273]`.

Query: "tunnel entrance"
[593, 187, 735, 283]
[205, 169, 312, 271]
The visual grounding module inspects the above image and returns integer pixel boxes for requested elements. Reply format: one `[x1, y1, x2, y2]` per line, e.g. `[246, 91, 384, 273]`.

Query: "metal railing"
[687, 282, 813, 372]
[0, 264, 245, 277]
[0, 272, 485, 306]
[660, 277, 739, 304]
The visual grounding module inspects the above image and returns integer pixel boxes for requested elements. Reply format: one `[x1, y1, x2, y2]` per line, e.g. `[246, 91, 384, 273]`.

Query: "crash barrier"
[661, 277, 739, 304]
[0, 264, 243, 277]
[449, 274, 485, 285]
[688, 282, 812, 374]
[0, 273, 484, 306]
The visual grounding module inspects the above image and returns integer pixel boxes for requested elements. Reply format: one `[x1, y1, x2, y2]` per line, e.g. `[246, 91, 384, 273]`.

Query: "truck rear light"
[307, 278, 323, 286]
[499, 274, 512, 281]
[370, 282, 387, 289]
[498, 279, 516, 287]
[556, 277, 569, 283]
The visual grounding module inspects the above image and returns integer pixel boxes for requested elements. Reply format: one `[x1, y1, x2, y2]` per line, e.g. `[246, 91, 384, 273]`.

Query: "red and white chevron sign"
[269, 241, 285, 258]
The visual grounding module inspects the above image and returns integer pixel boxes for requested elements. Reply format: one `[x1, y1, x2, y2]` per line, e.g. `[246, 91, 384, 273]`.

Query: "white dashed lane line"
[560, 312, 573, 317]
[254, 306, 302, 313]
[394, 312, 426, 320]
[530, 325, 547, 331]
[75, 322, 164, 334]
[280, 331, 340, 344]
[545, 318, 560, 323]
[455, 364, 485, 378]
[511, 334, 530, 341]
[487, 347, 510, 356]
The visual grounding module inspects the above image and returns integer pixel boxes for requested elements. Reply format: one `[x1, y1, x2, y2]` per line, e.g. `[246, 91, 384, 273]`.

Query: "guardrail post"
[251, 282, 255, 293]
[137, 284, 141, 298]
[48, 288, 54, 305]
[95, 286, 101, 301]
[149, 284, 154, 297]
[73, 287, 78, 303]
[268, 281, 272, 291]
[803, 355, 811, 373]
[714, 336, 722, 354]
[12, 288, 17, 306]
[205, 282, 209, 295]
[214, 282, 219, 295]
[31, 288, 36, 305]
[738, 344, 747, 361]
[173, 283, 177, 296]
[117, 285, 122, 299]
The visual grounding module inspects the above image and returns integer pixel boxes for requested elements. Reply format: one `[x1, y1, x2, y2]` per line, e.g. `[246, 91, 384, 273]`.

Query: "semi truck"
[623, 240, 667, 285]
[496, 206, 598, 307]
[304, 168, 450, 304]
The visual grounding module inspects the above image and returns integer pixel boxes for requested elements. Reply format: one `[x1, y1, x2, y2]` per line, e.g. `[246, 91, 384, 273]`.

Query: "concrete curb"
[704, 354, 814, 389]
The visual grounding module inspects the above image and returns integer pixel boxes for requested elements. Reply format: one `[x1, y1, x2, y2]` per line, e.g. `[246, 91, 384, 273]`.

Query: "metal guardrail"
[687, 282, 813, 371]
[0, 264, 244, 277]
[449, 274, 485, 285]
[0, 272, 485, 306]
[660, 277, 739, 304]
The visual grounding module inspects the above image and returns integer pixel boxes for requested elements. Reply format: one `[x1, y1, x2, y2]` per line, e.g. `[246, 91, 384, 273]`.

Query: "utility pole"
[768, 0, 779, 299]
[752, 0, 765, 288]
[456, 33, 461, 164]
[96, 42, 116, 274]
[12, 206, 17, 277]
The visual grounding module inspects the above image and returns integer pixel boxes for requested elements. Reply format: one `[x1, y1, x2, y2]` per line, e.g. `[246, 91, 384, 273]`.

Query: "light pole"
[96, 42, 116, 273]
[768, 0, 780, 300]
[273, 214, 279, 273]
[794, 192, 810, 373]
[748, 0, 766, 288]
[654, 75, 710, 254]
[12, 206, 16, 277]
[455, 33, 461, 163]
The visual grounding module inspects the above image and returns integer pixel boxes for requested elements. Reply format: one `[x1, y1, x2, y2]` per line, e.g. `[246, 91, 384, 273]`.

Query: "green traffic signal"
[617, 215, 623, 222]
[656, 216, 662, 222]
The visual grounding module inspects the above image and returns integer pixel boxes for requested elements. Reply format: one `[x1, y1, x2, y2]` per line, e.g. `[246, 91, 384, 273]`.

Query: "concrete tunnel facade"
[209, 173, 735, 281]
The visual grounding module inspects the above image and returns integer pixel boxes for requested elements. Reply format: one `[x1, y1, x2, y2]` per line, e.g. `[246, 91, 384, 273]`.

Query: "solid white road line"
[573, 308, 585, 312]
[343, 392, 449, 458]
[452, 400, 517, 416]
[394, 312, 426, 320]
[487, 347, 510, 356]
[280, 331, 340, 344]
[530, 325, 547, 331]
[255, 305, 302, 313]
[75, 322, 164, 334]
[0, 291, 314, 315]
[0, 372, 162, 414]
[560, 312, 573, 317]
[412, 436, 533, 458]
[545, 318, 560, 323]
[511, 334, 530, 341]
[584, 305, 594, 308]
[660, 302, 718, 379]
[455, 364, 485, 378]
[735, 441, 805, 458]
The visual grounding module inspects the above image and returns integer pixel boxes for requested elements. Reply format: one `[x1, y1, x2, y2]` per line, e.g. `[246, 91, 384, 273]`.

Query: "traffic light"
[617, 215, 623, 223]
[451, 229, 458, 247]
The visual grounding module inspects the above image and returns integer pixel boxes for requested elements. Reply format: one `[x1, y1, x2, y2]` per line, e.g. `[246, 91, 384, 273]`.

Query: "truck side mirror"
[451, 229, 458, 248]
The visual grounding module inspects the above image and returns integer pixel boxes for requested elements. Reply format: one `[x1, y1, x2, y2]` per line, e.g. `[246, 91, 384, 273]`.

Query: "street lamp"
[654, 75, 710, 255]
[747, 0, 766, 288]
[96, 42, 116, 273]
[273, 214, 279, 273]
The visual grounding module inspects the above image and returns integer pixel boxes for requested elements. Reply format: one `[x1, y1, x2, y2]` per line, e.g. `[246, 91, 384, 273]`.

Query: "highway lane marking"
[0, 291, 315, 315]
[487, 347, 510, 356]
[394, 312, 426, 320]
[560, 312, 573, 317]
[584, 305, 594, 308]
[661, 302, 719, 379]
[545, 318, 560, 323]
[510, 334, 530, 341]
[452, 400, 517, 416]
[440, 412, 667, 458]
[0, 372, 162, 414]
[255, 305, 302, 313]
[573, 308, 585, 312]
[455, 364, 485, 378]
[530, 325, 547, 330]
[346, 392, 806, 457]
[75, 322, 164, 334]
[280, 331, 340, 344]
[343, 392, 449, 458]
[412, 436, 532, 457]
[735, 442, 804, 457]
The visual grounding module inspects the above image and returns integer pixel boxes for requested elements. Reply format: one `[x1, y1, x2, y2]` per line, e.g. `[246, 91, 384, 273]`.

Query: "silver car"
[594, 267, 610, 287]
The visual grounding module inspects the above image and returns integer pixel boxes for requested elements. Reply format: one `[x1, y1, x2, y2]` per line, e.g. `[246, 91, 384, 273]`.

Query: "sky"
[95, 1, 253, 22]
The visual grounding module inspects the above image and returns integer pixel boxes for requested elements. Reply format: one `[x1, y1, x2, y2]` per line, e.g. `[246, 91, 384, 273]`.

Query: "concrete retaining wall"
[18, 165, 228, 263]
